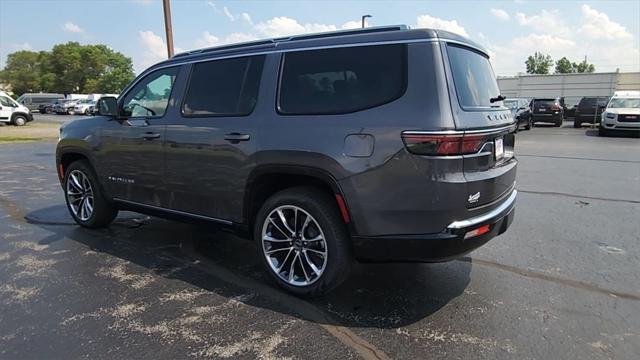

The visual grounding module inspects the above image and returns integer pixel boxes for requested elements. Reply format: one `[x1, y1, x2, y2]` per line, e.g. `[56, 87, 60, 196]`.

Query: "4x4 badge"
[468, 192, 480, 203]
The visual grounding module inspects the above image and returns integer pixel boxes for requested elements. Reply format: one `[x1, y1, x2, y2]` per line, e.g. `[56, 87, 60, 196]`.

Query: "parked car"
[16, 93, 64, 111]
[574, 96, 609, 127]
[530, 98, 564, 126]
[504, 98, 532, 131]
[54, 99, 79, 114]
[56, 26, 517, 296]
[0, 91, 33, 126]
[39, 99, 63, 114]
[72, 99, 96, 115]
[599, 91, 640, 136]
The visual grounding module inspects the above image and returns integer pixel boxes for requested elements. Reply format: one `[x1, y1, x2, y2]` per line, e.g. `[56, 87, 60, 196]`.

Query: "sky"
[1, 0, 639, 76]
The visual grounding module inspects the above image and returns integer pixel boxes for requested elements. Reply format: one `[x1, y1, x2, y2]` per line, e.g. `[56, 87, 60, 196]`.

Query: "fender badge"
[468, 192, 480, 204]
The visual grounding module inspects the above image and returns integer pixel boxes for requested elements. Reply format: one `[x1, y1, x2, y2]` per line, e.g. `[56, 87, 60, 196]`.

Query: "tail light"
[401, 133, 490, 156]
[551, 103, 562, 110]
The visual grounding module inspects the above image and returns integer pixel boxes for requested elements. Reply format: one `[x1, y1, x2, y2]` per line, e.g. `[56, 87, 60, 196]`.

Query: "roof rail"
[172, 24, 409, 59]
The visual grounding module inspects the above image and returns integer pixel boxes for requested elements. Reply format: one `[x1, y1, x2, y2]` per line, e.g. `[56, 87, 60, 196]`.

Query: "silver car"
[600, 92, 640, 136]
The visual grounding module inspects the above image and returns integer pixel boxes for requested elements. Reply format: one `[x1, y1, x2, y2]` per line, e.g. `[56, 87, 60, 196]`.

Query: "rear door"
[163, 54, 266, 222]
[532, 99, 556, 117]
[443, 42, 516, 208]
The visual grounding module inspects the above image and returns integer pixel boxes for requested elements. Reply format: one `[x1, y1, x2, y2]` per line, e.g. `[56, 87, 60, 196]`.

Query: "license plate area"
[495, 137, 504, 160]
[538, 108, 546, 112]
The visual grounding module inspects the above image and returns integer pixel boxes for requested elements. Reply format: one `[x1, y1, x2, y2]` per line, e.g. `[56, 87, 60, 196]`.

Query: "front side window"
[279, 44, 406, 115]
[122, 67, 179, 118]
[0, 96, 15, 107]
[182, 55, 265, 117]
[447, 44, 502, 109]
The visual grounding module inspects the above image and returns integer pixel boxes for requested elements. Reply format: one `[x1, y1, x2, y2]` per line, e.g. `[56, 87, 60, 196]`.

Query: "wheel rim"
[261, 205, 328, 287]
[65, 170, 95, 221]
[15, 117, 25, 126]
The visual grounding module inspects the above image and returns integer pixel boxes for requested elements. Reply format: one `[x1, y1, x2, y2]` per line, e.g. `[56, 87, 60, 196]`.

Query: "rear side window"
[278, 44, 406, 115]
[182, 55, 265, 117]
[447, 44, 501, 109]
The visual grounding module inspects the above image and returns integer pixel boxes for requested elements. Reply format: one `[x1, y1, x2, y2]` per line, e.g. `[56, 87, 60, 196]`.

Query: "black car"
[39, 99, 64, 114]
[56, 26, 517, 296]
[574, 96, 609, 127]
[530, 98, 564, 127]
[504, 98, 532, 131]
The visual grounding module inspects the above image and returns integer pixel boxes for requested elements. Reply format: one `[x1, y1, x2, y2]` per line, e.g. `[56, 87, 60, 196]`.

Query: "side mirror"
[96, 96, 118, 117]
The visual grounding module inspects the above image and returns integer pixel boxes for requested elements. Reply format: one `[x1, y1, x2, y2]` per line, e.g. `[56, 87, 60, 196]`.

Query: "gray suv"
[56, 26, 517, 296]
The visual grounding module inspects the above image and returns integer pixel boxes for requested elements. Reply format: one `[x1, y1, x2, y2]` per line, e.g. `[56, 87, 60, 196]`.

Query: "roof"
[148, 25, 487, 71]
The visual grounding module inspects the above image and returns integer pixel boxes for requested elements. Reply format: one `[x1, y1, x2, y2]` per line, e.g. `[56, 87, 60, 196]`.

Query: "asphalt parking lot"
[0, 121, 639, 359]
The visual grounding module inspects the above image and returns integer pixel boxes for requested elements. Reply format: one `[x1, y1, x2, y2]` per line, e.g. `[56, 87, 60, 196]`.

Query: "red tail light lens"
[551, 104, 562, 110]
[401, 133, 488, 156]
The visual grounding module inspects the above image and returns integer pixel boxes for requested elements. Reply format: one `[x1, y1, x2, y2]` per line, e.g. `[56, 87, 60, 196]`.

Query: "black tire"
[525, 118, 532, 130]
[555, 118, 563, 127]
[46, 107, 53, 114]
[12, 115, 27, 126]
[598, 127, 608, 137]
[254, 186, 352, 297]
[573, 120, 581, 128]
[63, 160, 117, 228]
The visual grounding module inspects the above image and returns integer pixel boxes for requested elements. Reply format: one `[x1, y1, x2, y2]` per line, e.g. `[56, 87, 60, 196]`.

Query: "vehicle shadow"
[26, 204, 472, 329]
[585, 129, 639, 138]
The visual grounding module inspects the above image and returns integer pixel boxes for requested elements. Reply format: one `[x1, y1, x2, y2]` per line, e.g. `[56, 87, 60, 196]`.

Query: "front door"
[0, 95, 16, 122]
[164, 55, 267, 222]
[99, 66, 182, 207]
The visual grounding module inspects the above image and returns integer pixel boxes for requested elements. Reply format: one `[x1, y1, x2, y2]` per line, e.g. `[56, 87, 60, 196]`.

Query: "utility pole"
[163, 0, 174, 58]
[361, 15, 372, 28]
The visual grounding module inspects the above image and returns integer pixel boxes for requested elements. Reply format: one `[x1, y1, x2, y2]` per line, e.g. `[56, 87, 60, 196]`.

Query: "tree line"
[525, 52, 596, 75]
[0, 42, 135, 96]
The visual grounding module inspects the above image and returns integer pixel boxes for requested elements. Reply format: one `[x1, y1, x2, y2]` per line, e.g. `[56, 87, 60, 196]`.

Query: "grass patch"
[0, 123, 59, 144]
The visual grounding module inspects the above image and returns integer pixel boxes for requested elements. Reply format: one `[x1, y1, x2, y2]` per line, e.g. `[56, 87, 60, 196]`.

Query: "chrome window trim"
[113, 198, 233, 225]
[447, 189, 517, 230]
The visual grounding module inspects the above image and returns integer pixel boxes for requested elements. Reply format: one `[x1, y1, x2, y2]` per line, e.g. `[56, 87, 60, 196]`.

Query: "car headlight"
[605, 113, 616, 119]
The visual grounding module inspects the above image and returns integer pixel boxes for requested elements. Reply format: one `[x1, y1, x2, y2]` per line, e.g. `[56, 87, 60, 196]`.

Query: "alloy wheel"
[66, 170, 95, 221]
[261, 205, 328, 287]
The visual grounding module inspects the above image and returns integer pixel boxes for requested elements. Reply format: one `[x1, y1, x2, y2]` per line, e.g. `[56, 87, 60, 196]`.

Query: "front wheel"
[255, 187, 352, 297]
[63, 160, 117, 228]
[12, 115, 27, 126]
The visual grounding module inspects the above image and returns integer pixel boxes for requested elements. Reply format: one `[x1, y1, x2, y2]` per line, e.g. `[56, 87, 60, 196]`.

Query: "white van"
[600, 91, 640, 136]
[0, 91, 33, 126]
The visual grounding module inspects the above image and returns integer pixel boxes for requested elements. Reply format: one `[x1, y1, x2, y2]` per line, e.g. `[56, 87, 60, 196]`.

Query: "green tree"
[0, 51, 45, 95]
[0, 42, 135, 95]
[525, 52, 554, 74]
[575, 59, 595, 73]
[555, 57, 574, 74]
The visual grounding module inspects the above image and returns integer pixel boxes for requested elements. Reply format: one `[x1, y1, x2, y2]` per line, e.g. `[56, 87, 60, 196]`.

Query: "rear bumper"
[532, 113, 562, 122]
[352, 190, 517, 262]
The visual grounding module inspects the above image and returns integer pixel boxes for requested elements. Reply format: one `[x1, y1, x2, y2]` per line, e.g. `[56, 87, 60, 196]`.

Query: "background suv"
[600, 91, 640, 136]
[531, 98, 564, 126]
[574, 96, 609, 127]
[504, 97, 532, 131]
[56, 26, 517, 296]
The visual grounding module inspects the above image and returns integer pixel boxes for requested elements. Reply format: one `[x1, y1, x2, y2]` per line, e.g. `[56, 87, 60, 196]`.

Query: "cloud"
[515, 10, 570, 36]
[416, 15, 468, 37]
[62, 21, 84, 33]
[222, 6, 235, 21]
[341, 20, 367, 29]
[194, 31, 258, 48]
[490, 9, 510, 21]
[241, 13, 253, 25]
[137, 30, 175, 71]
[579, 5, 632, 41]
[254, 16, 337, 37]
[11, 43, 32, 51]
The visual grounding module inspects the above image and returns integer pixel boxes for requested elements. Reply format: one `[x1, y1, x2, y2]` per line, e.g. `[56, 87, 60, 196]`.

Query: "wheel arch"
[10, 112, 29, 123]
[244, 165, 352, 236]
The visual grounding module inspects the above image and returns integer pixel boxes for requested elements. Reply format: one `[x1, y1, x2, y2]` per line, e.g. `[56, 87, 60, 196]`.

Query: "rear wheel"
[555, 118, 563, 127]
[63, 160, 117, 228]
[12, 115, 27, 126]
[255, 187, 351, 297]
[525, 117, 532, 130]
[573, 120, 581, 128]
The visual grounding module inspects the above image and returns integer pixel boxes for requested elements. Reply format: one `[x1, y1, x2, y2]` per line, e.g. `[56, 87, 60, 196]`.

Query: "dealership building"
[497, 71, 640, 106]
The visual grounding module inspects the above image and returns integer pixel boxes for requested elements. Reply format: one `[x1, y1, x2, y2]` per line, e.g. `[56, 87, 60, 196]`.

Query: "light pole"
[163, 0, 174, 58]
[361, 15, 372, 28]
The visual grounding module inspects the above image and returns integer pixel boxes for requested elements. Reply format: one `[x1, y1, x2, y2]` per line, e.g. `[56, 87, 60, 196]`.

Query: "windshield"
[503, 100, 518, 109]
[447, 44, 502, 109]
[608, 98, 640, 108]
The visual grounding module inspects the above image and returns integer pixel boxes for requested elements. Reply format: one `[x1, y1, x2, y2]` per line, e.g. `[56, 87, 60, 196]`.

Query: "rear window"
[534, 99, 557, 106]
[278, 44, 406, 115]
[182, 55, 265, 117]
[447, 44, 501, 109]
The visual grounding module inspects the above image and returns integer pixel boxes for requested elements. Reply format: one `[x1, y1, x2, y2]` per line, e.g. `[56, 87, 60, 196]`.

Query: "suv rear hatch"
[533, 98, 560, 116]
[443, 41, 516, 208]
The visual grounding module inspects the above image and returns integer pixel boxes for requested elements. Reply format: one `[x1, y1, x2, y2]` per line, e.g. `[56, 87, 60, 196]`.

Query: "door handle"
[224, 133, 250, 143]
[141, 132, 161, 140]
